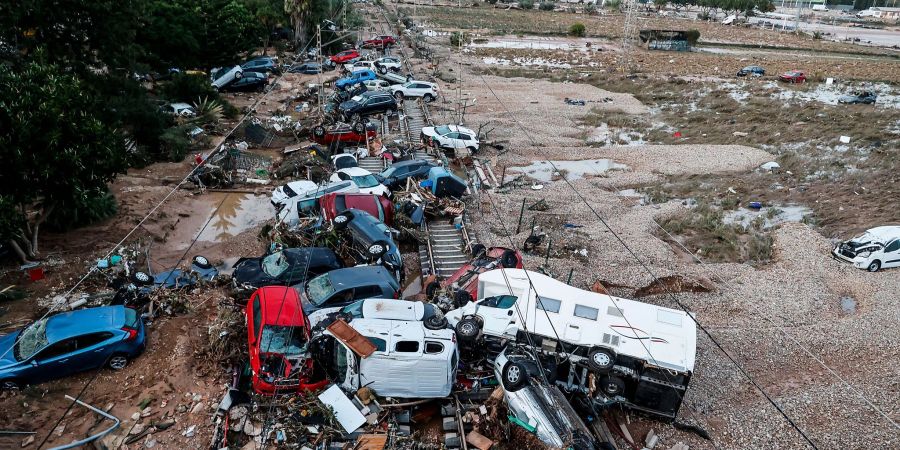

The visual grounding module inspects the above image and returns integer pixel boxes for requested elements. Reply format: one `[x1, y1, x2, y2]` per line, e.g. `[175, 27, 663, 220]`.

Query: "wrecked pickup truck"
[447, 269, 697, 420]
[311, 318, 458, 398]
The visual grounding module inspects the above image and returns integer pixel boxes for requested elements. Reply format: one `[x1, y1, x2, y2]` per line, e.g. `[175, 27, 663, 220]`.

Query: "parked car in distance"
[311, 121, 377, 146]
[241, 58, 281, 75]
[832, 226, 900, 272]
[838, 91, 877, 104]
[296, 265, 401, 314]
[779, 70, 807, 83]
[0, 305, 145, 389]
[333, 209, 403, 281]
[421, 124, 480, 153]
[426, 245, 522, 309]
[362, 35, 397, 48]
[307, 298, 447, 330]
[231, 248, 345, 299]
[736, 65, 765, 77]
[276, 181, 360, 227]
[220, 71, 267, 92]
[289, 62, 324, 74]
[211, 65, 243, 90]
[374, 56, 402, 73]
[335, 69, 377, 90]
[329, 167, 390, 197]
[373, 159, 439, 190]
[362, 79, 391, 91]
[329, 49, 360, 64]
[320, 192, 394, 225]
[246, 286, 327, 394]
[391, 80, 439, 102]
[339, 91, 398, 122]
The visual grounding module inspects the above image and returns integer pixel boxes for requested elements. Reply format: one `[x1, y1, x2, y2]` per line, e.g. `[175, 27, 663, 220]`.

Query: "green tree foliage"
[538, 1, 556, 11]
[520, 0, 536, 9]
[0, 61, 130, 260]
[569, 23, 586, 37]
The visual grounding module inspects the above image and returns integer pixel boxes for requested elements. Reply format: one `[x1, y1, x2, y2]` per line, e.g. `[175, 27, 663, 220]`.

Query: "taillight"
[121, 327, 138, 341]
[394, 291, 399, 299]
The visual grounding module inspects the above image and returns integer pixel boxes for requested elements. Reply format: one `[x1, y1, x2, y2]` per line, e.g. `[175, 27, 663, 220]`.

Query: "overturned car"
[832, 225, 900, 272]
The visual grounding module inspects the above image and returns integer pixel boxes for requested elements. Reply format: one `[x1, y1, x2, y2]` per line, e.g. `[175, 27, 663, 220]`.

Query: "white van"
[446, 269, 697, 419]
[316, 318, 458, 398]
[307, 298, 448, 330]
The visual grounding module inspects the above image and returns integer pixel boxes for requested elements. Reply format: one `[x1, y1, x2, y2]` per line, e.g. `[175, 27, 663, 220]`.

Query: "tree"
[0, 61, 130, 262]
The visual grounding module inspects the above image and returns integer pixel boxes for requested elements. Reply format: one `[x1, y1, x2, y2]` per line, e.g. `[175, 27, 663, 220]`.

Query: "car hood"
[0, 332, 20, 368]
[232, 258, 270, 287]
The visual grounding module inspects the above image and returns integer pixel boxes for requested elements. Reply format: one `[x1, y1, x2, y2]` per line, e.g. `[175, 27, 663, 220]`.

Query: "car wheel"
[132, 271, 153, 286]
[235, 71, 243, 79]
[424, 315, 449, 330]
[192, 255, 212, 269]
[352, 121, 365, 134]
[108, 354, 129, 371]
[378, 65, 388, 74]
[368, 240, 389, 258]
[424, 94, 435, 103]
[394, 92, 404, 101]
[587, 347, 616, 373]
[502, 360, 528, 392]
[500, 249, 519, 268]
[425, 280, 441, 299]
[470, 243, 486, 257]
[0, 379, 21, 390]
[454, 290, 473, 309]
[466, 146, 477, 154]
[455, 317, 481, 342]
[313, 125, 326, 138]
[600, 375, 626, 396]
[867, 260, 881, 272]
[333, 211, 353, 229]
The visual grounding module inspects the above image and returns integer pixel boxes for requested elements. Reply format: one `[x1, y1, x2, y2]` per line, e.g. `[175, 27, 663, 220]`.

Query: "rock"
[131, 412, 141, 421]
[144, 437, 157, 449]
[20, 435, 34, 447]
[154, 419, 176, 431]
[175, 404, 187, 413]
[141, 407, 152, 417]
[53, 424, 66, 437]
[130, 423, 145, 435]
[190, 402, 204, 415]
[191, 394, 202, 402]
[182, 425, 196, 438]
[229, 405, 248, 420]
[732, 131, 749, 137]
[244, 420, 262, 437]
[760, 161, 780, 171]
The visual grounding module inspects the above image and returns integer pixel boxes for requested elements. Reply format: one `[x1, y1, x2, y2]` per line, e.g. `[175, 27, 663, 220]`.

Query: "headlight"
[858, 251, 871, 258]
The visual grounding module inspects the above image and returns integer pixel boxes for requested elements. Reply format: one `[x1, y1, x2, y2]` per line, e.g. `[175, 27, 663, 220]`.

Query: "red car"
[779, 70, 806, 83]
[329, 49, 360, 64]
[320, 192, 394, 226]
[426, 246, 523, 307]
[246, 286, 328, 395]
[311, 122, 377, 145]
[362, 35, 397, 48]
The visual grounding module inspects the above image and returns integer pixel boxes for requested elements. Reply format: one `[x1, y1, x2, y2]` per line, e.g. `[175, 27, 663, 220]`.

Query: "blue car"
[0, 305, 146, 389]
[335, 69, 377, 90]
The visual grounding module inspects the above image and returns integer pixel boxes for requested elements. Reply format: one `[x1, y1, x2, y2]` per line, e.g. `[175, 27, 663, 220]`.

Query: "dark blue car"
[333, 209, 404, 282]
[0, 305, 146, 389]
[374, 159, 439, 190]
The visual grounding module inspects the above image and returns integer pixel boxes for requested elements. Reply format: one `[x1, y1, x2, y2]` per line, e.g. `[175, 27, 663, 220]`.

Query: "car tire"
[378, 65, 388, 74]
[424, 315, 449, 330]
[394, 92, 404, 101]
[368, 240, 389, 258]
[235, 71, 243, 79]
[313, 125, 326, 138]
[424, 93, 435, 103]
[867, 260, 881, 272]
[406, 75, 413, 82]
[501, 360, 528, 392]
[500, 249, 519, 268]
[455, 317, 481, 342]
[132, 271, 153, 286]
[470, 243, 486, 257]
[600, 375, 626, 396]
[425, 280, 441, 299]
[108, 354, 129, 371]
[192, 255, 212, 270]
[587, 347, 616, 373]
[333, 211, 353, 229]
[352, 121, 365, 134]
[0, 379, 21, 390]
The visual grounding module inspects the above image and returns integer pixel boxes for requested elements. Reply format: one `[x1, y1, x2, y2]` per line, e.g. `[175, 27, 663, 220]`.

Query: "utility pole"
[317, 25, 324, 111]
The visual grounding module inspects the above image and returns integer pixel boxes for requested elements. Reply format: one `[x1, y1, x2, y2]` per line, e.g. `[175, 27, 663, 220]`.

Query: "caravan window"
[424, 341, 444, 354]
[574, 305, 599, 320]
[395, 341, 419, 352]
[536, 296, 561, 313]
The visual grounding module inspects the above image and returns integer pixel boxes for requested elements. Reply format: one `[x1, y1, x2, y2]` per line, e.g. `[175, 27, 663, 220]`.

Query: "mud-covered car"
[231, 248, 345, 300]
[333, 209, 403, 282]
[832, 226, 900, 272]
[837, 91, 877, 105]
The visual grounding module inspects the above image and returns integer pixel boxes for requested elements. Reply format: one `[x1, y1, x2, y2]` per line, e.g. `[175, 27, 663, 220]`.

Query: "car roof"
[358, 298, 426, 321]
[253, 286, 306, 326]
[361, 91, 393, 99]
[46, 306, 126, 343]
[326, 265, 398, 288]
[348, 318, 454, 342]
[863, 226, 900, 241]
[283, 247, 342, 266]
[437, 124, 475, 135]
[391, 159, 433, 168]
[338, 167, 374, 176]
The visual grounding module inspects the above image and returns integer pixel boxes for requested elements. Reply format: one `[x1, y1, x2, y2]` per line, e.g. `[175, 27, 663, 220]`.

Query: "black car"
[220, 72, 268, 92]
[338, 91, 397, 122]
[231, 248, 345, 300]
[736, 65, 765, 77]
[333, 209, 403, 282]
[838, 91, 877, 104]
[374, 159, 439, 190]
[296, 266, 400, 314]
[290, 62, 323, 74]
[241, 57, 281, 75]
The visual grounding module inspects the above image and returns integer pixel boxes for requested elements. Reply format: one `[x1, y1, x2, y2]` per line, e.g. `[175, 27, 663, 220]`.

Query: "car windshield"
[340, 300, 365, 317]
[352, 175, 380, 189]
[306, 274, 335, 306]
[259, 325, 308, 355]
[262, 252, 290, 278]
[15, 317, 49, 361]
[282, 184, 298, 198]
[435, 125, 452, 135]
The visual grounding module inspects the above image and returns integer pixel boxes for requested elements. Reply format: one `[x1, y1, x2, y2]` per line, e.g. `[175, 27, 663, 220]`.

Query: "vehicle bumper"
[831, 248, 867, 268]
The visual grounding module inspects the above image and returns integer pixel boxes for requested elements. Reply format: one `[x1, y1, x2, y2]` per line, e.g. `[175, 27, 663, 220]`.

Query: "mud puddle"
[723, 205, 813, 230]
[506, 159, 627, 183]
[196, 193, 273, 244]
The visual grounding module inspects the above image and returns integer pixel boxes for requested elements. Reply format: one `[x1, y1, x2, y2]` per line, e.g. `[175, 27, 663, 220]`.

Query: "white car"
[163, 102, 196, 117]
[306, 298, 447, 329]
[362, 79, 391, 92]
[374, 56, 402, 74]
[421, 124, 480, 152]
[271, 180, 317, 209]
[392, 80, 438, 102]
[210, 65, 243, 90]
[832, 226, 900, 272]
[329, 167, 390, 197]
[377, 70, 412, 85]
[275, 180, 360, 228]
[343, 60, 376, 73]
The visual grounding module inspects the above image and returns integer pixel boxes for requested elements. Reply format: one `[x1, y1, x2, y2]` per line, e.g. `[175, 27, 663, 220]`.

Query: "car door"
[476, 295, 519, 335]
[70, 332, 116, 373]
[883, 239, 900, 268]
[456, 133, 473, 148]
[31, 338, 79, 382]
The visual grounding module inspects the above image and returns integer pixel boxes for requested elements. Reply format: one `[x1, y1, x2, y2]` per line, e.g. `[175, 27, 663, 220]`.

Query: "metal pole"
[48, 396, 121, 450]
[567, 268, 574, 284]
[515, 197, 526, 234]
[544, 236, 552, 267]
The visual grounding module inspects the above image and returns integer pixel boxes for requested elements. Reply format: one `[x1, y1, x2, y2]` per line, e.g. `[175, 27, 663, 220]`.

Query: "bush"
[160, 73, 218, 103]
[450, 31, 470, 47]
[569, 23, 586, 37]
[159, 124, 194, 162]
[45, 188, 118, 232]
[685, 29, 701, 45]
[519, 0, 535, 9]
[605, 0, 620, 8]
[538, 1, 555, 10]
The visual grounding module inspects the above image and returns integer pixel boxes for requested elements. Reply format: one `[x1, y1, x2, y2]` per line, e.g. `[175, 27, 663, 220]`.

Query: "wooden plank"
[465, 430, 494, 450]
[326, 319, 376, 358]
[355, 434, 388, 450]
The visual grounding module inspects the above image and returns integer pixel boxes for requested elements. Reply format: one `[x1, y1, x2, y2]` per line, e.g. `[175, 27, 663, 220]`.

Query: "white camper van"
[315, 318, 458, 398]
[446, 269, 697, 418]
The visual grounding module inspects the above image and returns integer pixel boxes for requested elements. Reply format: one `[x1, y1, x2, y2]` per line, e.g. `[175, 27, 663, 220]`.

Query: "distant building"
[859, 7, 900, 21]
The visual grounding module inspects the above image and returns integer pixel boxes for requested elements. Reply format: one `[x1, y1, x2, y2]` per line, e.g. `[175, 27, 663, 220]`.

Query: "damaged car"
[307, 298, 448, 330]
[311, 121, 377, 146]
[421, 124, 479, 153]
[231, 248, 345, 300]
[832, 226, 900, 272]
[332, 209, 404, 282]
[296, 266, 401, 315]
[246, 286, 327, 394]
[426, 245, 522, 310]
[320, 192, 394, 226]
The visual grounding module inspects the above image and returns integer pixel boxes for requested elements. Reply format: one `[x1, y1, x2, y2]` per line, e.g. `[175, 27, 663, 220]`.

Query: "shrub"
[685, 29, 701, 45]
[45, 189, 118, 232]
[569, 22, 586, 37]
[160, 124, 194, 162]
[160, 73, 218, 103]
[519, 0, 535, 9]
[584, 4, 597, 14]
[450, 31, 471, 47]
[538, 1, 555, 10]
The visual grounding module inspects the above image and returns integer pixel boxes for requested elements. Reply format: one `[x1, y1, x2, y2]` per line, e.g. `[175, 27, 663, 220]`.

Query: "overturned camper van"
[446, 269, 697, 419]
